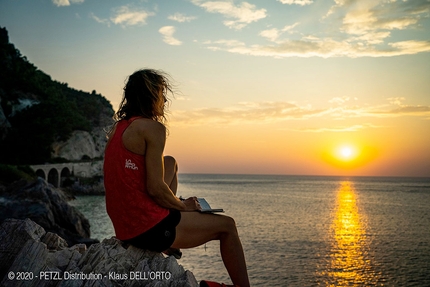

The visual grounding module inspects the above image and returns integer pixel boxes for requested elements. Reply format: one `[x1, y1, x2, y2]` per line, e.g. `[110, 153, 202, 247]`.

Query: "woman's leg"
[172, 212, 250, 287]
[164, 155, 250, 286]
[162, 155, 184, 258]
[163, 155, 178, 195]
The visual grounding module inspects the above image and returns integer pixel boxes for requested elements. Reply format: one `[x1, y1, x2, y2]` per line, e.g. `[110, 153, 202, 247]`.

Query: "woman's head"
[115, 69, 173, 123]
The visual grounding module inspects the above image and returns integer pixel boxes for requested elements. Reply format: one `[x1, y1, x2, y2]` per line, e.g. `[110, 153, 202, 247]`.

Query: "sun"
[340, 147, 353, 158]
[321, 141, 378, 172]
[336, 145, 358, 161]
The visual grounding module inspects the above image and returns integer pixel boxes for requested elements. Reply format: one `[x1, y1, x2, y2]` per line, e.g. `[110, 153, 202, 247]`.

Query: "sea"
[70, 174, 430, 286]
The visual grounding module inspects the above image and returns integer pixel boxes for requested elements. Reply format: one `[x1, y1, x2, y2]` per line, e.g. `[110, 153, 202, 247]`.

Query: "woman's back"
[104, 117, 168, 240]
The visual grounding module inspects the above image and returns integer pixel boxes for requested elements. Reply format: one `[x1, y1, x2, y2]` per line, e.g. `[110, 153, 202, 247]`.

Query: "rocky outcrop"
[52, 131, 100, 161]
[51, 105, 113, 162]
[51, 125, 111, 162]
[64, 178, 105, 196]
[1, 27, 115, 165]
[0, 178, 97, 246]
[0, 218, 198, 287]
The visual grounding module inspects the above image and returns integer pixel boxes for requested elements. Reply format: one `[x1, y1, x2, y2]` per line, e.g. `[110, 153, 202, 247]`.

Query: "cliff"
[0, 27, 114, 165]
[0, 218, 198, 287]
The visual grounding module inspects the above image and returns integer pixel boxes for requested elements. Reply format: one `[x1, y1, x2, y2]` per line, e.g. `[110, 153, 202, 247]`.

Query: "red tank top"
[104, 117, 169, 240]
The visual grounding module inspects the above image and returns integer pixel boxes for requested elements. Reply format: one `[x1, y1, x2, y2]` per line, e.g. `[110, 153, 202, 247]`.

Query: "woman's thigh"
[171, 212, 236, 249]
[163, 155, 178, 194]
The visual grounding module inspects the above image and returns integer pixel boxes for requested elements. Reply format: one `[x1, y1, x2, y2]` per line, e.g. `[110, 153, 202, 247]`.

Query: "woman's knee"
[219, 215, 238, 234]
[164, 155, 178, 171]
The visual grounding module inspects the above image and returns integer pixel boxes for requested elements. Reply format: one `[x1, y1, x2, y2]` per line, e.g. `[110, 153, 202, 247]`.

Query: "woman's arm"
[126, 119, 198, 211]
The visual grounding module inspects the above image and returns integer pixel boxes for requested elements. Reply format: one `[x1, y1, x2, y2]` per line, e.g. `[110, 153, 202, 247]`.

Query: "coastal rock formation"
[0, 27, 115, 165]
[64, 176, 105, 195]
[51, 105, 113, 162]
[52, 131, 99, 161]
[0, 218, 198, 287]
[0, 178, 97, 246]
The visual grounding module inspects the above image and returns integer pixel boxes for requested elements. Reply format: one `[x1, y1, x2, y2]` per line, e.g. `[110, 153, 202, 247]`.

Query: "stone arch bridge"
[30, 161, 103, 188]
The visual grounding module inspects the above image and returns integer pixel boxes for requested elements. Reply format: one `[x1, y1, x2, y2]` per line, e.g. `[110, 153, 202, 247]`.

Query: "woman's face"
[155, 88, 166, 116]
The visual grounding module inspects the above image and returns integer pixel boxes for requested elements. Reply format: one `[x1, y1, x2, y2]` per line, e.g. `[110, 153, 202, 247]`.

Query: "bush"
[81, 155, 91, 161]
[0, 164, 36, 185]
[50, 157, 70, 163]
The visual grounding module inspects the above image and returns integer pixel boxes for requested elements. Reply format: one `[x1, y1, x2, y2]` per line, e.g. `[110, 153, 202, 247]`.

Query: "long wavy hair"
[114, 69, 173, 124]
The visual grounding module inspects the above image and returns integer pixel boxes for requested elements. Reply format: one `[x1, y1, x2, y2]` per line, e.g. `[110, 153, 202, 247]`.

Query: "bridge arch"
[60, 167, 71, 187]
[30, 161, 102, 188]
[35, 169, 46, 180]
[48, 168, 59, 188]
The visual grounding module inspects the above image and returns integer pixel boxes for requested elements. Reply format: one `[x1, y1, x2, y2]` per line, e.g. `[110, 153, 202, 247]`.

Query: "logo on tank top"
[125, 159, 138, 170]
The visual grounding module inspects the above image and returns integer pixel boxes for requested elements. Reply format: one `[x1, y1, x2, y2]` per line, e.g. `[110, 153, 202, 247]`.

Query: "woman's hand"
[182, 197, 201, 211]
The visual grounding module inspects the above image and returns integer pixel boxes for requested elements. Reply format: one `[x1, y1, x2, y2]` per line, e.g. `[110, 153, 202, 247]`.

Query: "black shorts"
[123, 209, 181, 252]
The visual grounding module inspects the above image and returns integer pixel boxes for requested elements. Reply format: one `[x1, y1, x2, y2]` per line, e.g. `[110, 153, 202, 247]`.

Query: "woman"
[104, 69, 250, 287]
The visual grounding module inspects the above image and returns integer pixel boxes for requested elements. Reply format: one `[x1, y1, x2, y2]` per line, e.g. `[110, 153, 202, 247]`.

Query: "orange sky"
[165, 108, 430, 177]
[2, 0, 429, 177]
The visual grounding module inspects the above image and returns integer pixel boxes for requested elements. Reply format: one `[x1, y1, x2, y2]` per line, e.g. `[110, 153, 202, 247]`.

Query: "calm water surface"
[70, 175, 430, 286]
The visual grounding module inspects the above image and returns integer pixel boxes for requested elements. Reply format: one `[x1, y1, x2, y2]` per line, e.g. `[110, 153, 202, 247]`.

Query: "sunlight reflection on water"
[71, 175, 430, 286]
[320, 181, 380, 286]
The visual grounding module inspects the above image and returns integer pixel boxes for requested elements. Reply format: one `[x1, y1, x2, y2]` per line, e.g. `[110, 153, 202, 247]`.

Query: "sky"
[1, 0, 430, 177]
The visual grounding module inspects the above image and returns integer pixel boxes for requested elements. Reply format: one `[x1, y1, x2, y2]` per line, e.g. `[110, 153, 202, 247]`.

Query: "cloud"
[278, 0, 313, 6]
[387, 97, 405, 106]
[294, 123, 383, 133]
[171, 98, 430, 127]
[350, 97, 430, 118]
[52, 0, 84, 7]
[90, 13, 110, 27]
[159, 26, 182, 46]
[111, 6, 154, 26]
[176, 96, 191, 101]
[259, 28, 280, 42]
[172, 101, 328, 126]
[369, 105, 430, 117]
[260, 23, 299, 42]
[191, 0, 267, 30]
[349, 31, 391, 45]
[327, 0, 430, 35]
[329, 97, 351, 104]
[90, 6, 155, 27]
[168, 13, 197, 22]
[203, 37, 430, 58]
[389, 41, 430, 56]
[282, 23, 300, 33]
[384, 106, 430, 115]
[201, 0, 430, 58]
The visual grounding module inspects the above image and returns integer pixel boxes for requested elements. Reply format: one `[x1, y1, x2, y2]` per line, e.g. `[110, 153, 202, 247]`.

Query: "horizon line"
[177, 173, 430, 179]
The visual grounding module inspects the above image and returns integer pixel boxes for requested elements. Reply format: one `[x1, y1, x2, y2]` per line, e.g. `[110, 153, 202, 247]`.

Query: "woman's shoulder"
[131, 118, 166, 135]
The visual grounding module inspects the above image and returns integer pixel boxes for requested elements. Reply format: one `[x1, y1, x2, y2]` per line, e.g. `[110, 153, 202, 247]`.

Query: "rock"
[51, 105, 113, 162]
[41, 232, 69, 251]
[0, 178, 98, 246]
[64, 179, 105, 196]
[52, 131, 99, 161]
[0, 218, 45, 280]
[0, 219, 198, 287]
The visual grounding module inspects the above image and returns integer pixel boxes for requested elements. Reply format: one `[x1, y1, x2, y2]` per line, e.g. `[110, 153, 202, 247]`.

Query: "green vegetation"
[0, 27, 113, 165]
[0, 164, 36, 185]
